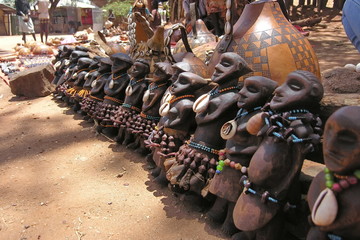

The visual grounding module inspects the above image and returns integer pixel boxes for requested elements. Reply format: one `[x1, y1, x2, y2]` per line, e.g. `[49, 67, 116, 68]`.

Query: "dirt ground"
[0, 11, 359, 240]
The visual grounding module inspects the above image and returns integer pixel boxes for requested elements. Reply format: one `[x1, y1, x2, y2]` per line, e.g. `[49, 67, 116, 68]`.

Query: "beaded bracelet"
[241, 176, 279, 204]
[187, 140, 220, 155]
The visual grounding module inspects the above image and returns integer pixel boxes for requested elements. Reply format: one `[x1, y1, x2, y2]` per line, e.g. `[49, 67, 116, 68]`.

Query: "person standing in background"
[15, 0, 36, 43]
[150, 0, 161, 30]
[35, 0, 50, 43]
[342, 0, 360, 52]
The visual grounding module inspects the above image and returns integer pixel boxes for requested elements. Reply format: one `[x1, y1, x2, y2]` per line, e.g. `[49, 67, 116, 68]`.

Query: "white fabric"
[18, 15, 35, 33]
[37, 0, 50, 19]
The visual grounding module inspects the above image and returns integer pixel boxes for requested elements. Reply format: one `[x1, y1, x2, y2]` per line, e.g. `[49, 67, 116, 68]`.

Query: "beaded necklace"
[187, 140, 220, 155]
[74, 68, 89, 75]
[216, 106, 262, 174]
[148, 82, 168, 91]
[112, 72, 128, 80]
[95, 73, 110, 81]
[129, 77, 145, 86]
[169, 95, 195, 104]
[209, 86, 240, 98]
[122, 103, 141, 112]
[140, 112, 161, 121]
[324, 167, 360, 193]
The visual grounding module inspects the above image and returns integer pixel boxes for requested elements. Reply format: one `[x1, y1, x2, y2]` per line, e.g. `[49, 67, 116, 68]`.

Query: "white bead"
[344, 63, 356, 71]
[356, 63, 360, 73]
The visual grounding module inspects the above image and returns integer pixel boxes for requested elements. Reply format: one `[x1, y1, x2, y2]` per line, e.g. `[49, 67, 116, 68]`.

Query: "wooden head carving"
[238, 76, 278, 111]
[129, 58, 150, 80]
[110, 53, 133, 74]
[270, 70, 324, 112]
[307, 106, 360, 240]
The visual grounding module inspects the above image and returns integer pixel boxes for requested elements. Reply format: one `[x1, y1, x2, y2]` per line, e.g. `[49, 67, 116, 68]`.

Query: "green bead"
[324, 168, 331, 174]
[217, 165, 223, 171]
[354, 170, 360, 179]
[326, 180, 334, 188]
[218, 160, 225, 167]
[325, 173, 333, 181]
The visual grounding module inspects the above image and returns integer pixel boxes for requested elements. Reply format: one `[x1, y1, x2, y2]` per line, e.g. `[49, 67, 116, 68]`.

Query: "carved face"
[323, 106, 360, 174]
[170, 73, 191, 95]
[153, 67, 168, 82]
[130, 61, 148, 79]
[212, 53, 239, 84]
[170, 68, 183, 83]
[98, 62, 111, 73]
[112, 60, 131, 74]
[238, 76, 276, 110]
[270, 71, 322, 112]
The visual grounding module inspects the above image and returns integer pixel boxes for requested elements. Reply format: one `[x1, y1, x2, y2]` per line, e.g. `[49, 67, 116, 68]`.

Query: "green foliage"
[0, 0, 15, 8]
[102, 0, 133, 18]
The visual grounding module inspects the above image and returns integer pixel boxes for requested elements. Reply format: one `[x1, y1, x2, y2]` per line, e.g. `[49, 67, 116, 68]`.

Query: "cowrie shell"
[143, 89, 150, 102]
[159, 102, 170, 116]
[311, 188, 338, 226]
[162, 92, 172, 105]
[91, 80, 97, 88]
[109, 79, 114, 89]
[54, 61, 61, 69]
[65, 59, 70, 66]
[72, 72, 78, 79]
[85, 72, 90, 80]
[193, 94, 210, 113]
[126, 85, 133, 96]
[65, 68, 70, 77]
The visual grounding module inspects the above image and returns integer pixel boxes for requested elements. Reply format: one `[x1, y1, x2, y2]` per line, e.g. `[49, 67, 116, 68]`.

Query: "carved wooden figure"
[80, 57, 112, 119]
[208, 76, 277, 236]
[126, 62, 172, 153]
[111, 59, 150, 144]
[149, 72, 208, 184]
[307, 106, 360, 240]
[52, 46, 74, 86]
[166, 52, 252, 195]
[65, 57, 92, 109]
[94, 53, 133, 135]
[233, 70, 324, 240]
[78, 57, 102, 117]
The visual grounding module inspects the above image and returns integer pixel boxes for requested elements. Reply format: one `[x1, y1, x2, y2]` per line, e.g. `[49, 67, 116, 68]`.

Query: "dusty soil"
[0, 11, 359, 240]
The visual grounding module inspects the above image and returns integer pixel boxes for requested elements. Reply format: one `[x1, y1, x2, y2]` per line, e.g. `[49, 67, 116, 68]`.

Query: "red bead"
[332, 183, 342, 192]
[339, 179, 350, 189]
[230, 161, 236, 168]
[347, 176, 358, 185]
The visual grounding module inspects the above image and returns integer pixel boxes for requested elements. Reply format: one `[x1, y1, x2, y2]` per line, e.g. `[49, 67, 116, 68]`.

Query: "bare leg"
[22, 33, 26, 43]
[40, 32, 44, 43]
[32, 33, 36, 41]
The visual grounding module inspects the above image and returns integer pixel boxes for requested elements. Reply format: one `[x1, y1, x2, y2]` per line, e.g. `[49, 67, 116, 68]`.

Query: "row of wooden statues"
[51, 47, 360, 240]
